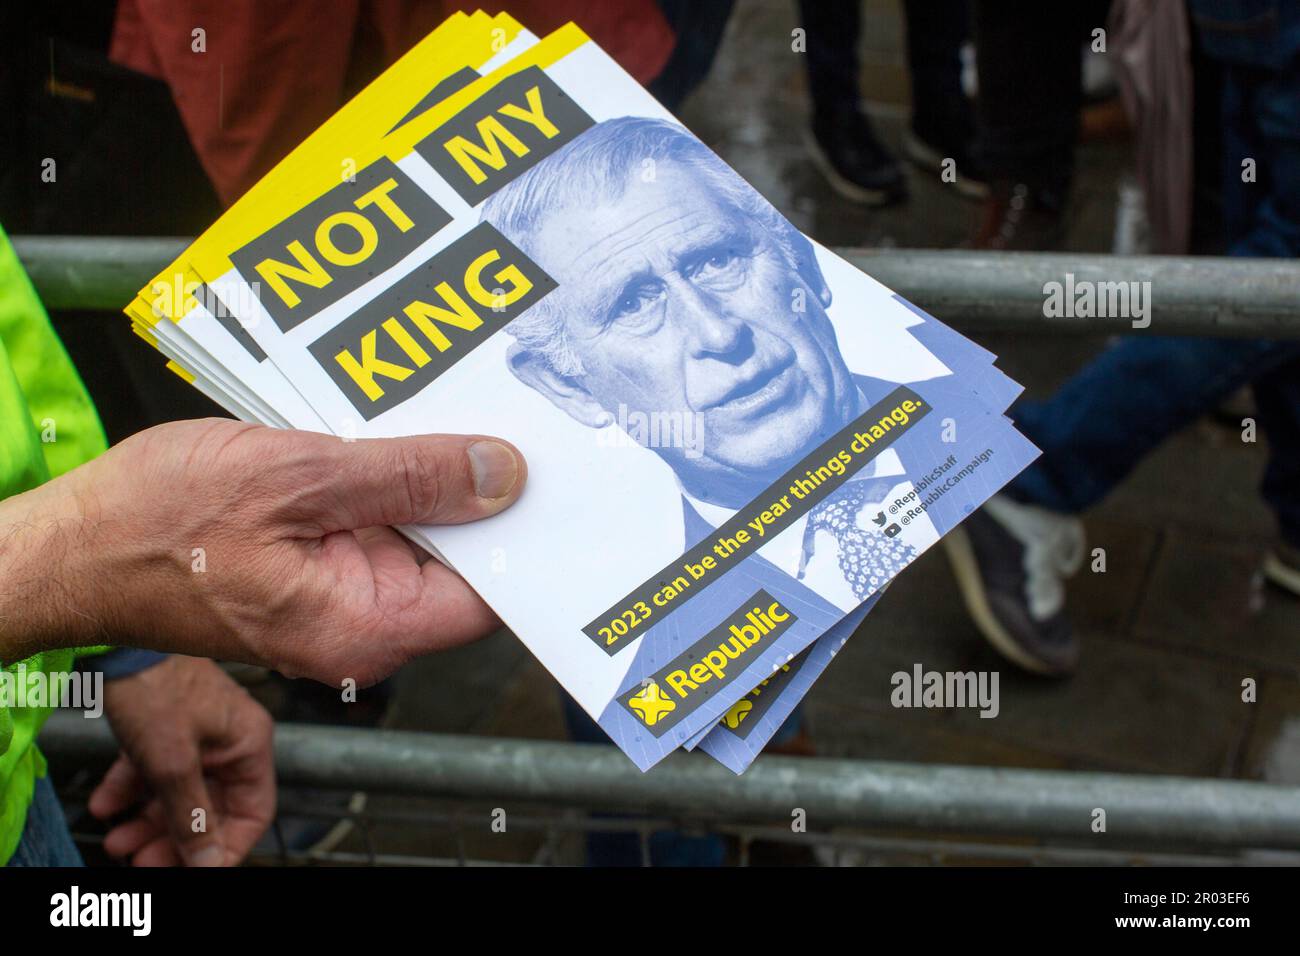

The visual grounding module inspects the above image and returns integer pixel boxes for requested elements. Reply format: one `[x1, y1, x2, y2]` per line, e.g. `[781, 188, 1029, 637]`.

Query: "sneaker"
[1263, 539, 1300, 598]
[943, 494, 1085, 676]
[964, 180, 1065, 251]
[805, 108, 907, 206]
[901, 126, 988, 200]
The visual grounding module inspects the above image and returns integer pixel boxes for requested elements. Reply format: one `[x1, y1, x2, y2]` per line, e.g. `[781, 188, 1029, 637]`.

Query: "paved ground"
[316, 0, 1300, 862]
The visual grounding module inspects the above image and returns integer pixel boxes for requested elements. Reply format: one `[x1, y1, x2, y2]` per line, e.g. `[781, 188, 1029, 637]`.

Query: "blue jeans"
[1192, 0, 1300, 259]
[1008, 337, 1300, 545]
[6, 775, 84, 867]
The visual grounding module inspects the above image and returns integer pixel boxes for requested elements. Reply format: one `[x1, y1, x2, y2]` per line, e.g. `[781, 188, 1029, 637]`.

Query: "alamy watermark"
[891, 664, 999, 718]
[0, 663, 102, 718]
[596, 404, 705, 459]
[50, 886, 151, 936]
[1043, 273, 1151, 329]
[149, 272, 264, 328]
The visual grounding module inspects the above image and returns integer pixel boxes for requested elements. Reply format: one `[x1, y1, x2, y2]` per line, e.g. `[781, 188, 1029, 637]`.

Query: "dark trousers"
[800, 0, 970, 135]
[971, 0, 1111, 195]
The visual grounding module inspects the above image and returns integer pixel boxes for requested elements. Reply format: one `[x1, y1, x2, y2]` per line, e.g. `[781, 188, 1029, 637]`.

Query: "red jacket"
[111, 0, 675, 205]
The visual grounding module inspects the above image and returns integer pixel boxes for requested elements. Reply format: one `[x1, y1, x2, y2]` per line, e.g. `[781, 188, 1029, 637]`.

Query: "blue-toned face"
[521, 164, 859, 500]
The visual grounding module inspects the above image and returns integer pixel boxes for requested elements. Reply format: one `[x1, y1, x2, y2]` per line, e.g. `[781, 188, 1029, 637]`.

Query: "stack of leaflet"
[125, 11, 1039, 773]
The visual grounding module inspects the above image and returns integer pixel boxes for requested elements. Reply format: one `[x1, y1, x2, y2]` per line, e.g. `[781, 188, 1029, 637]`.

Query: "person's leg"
[947, 336, 1300, 676]
[1254, 361, 1300, 544]
[1256, 361, 1300, 596]
[6, 775, 84, 867]
[902, 0, 969, 131]
[1218, 67, 1266, 252]
[1009, 336, 1300, 514]
[953, 3, 1299, 668]
[971, 0, 1082, 197]
[899, 0, 986, 196]
[799, 0, 863, 114]
[1009, 27, 1300, 517]
[798, 0, 906, 205]
[1193, 0, 1300, 257]
[1231, 49, 1300, 588]
[967, 0, 1109, 248]
[1223, 55, 1300, 260]
[1192, 5, 1300, 592]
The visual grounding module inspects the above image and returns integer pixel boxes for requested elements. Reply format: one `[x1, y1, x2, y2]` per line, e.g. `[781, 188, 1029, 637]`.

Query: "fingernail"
[468, 441, 519, 499]
[187, 844, 225, 867]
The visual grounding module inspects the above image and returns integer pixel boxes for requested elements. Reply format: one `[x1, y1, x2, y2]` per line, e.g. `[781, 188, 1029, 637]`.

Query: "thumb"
[289, 433, 526, 533]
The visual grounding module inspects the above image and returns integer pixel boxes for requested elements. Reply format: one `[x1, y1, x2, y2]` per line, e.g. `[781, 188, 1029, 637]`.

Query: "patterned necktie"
[798, 478, 917, 602]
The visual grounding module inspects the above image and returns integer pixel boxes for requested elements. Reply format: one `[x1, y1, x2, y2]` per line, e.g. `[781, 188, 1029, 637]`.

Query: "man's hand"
[90, 655, 275, 867]
[0, 420, 526, 686]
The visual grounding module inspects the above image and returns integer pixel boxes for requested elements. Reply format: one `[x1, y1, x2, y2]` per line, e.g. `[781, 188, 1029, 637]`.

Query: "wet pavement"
[369, 0, 1297, 861]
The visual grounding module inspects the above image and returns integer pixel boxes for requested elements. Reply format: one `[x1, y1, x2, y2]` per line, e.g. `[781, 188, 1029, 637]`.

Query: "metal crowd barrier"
[39, 714, 1300, 854]
[14, 235, 1300, 338]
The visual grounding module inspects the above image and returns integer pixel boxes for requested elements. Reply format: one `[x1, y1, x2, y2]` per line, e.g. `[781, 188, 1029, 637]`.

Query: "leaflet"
[125, 18, 1037, 772]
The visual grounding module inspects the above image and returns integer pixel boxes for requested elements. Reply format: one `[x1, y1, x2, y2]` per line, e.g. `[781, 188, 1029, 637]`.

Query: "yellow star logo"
[722, 698, 752, 730]
[628, 681, 676, 726]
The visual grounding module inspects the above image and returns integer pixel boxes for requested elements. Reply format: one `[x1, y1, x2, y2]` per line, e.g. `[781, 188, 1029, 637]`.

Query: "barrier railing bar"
[14, 236, 1300, 338]
[39, 714, 1300, 850]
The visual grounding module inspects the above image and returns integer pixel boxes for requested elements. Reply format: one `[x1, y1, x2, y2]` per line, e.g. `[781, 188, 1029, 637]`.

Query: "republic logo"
[722, 698, 753, 729]
[620, 591, 797, 736]
[627, 681, 677, 726]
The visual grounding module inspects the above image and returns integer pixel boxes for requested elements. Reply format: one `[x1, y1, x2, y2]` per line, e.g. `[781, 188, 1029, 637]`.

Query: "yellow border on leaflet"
[183, 22, 590, 287]
[133, 10, 487, 325]
[165, 360, 195, 384]
[130, 10, 510, 326]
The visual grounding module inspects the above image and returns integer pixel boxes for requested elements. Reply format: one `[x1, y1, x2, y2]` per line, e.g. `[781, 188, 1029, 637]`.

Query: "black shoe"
[964, 180, 1066, 251]
[943, 494, 1084, 676]
[902, 125, 988, 200]
[1264, 539, 1300, 598]
[805, 108, 907, 206]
